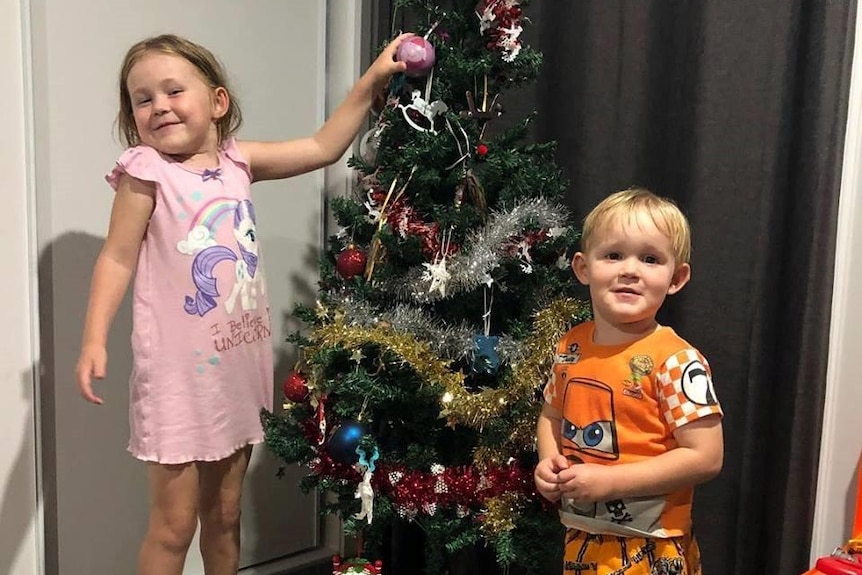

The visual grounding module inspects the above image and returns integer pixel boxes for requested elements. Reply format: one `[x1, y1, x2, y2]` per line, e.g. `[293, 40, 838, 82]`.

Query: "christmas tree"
[262, 1, 589, 572]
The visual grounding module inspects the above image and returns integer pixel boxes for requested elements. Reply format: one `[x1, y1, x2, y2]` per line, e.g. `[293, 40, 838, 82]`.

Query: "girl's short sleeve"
[221, 138, 253, 181]
[105, 145, 161, 191]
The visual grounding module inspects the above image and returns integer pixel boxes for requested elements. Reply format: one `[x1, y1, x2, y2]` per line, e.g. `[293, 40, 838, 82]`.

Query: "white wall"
[0, 0, 41, 574]
[11, 1, 363, 574]
[810, 2, 862, 561]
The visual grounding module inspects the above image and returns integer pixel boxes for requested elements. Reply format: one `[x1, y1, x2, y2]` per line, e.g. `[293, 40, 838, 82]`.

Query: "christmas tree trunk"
[263, 1, 589, 572]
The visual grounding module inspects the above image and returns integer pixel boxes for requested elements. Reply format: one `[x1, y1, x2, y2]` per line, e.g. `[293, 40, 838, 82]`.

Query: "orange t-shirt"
[543, 321, 722, 538]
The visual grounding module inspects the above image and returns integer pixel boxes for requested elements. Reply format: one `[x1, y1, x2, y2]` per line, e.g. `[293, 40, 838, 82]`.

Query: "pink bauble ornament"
[396, 36, 436, 78]
[336, 245, 367, 280]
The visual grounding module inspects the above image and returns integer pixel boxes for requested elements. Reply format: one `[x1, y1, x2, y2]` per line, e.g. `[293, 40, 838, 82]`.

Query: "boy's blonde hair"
[116, 34, 243, 147]
[581, 187, 692, 264]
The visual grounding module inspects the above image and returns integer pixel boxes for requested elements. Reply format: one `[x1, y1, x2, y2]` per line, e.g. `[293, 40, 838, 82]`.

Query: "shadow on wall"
[0, 369, 37, 575]
[35, 230, 326, 573]
[274, 239, 322, 382]
[37, 231, 147, 575]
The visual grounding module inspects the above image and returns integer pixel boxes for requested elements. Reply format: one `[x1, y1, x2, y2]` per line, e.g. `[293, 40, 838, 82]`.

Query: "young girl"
[75, 33, 410, 575]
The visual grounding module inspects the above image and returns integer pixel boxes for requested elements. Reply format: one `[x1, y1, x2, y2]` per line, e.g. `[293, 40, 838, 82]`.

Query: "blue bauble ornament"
[471, 334, 501, 375]
[327, 420, 365, 464]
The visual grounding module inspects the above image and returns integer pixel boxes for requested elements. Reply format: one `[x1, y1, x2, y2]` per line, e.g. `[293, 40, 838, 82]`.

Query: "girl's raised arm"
[239, 33, 412, 182]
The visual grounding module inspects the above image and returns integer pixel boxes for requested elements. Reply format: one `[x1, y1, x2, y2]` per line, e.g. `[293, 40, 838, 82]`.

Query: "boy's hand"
[534, 454, 570, 502]
[76, 344, 107, 405]
[557, 462, 615, 504]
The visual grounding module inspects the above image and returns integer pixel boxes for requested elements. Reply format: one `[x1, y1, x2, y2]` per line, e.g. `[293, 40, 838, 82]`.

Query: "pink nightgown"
[106, 138, 274, 464]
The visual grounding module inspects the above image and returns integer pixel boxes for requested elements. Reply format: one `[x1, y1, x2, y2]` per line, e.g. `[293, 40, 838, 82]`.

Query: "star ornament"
[315, 300, 330, 320]
[421, 256, 452, 297]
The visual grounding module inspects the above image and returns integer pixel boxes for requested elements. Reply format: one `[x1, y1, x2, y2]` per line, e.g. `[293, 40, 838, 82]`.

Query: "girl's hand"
[76, 344, 107, 405]
[365, 32, 413, 90]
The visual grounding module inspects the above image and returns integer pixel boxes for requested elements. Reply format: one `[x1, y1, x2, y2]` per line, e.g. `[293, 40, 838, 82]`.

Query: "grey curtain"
[377, 1, 856, 573]
[522, 2, 855, 574]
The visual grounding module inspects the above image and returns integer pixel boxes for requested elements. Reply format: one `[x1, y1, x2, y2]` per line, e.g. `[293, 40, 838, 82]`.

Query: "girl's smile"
[125, 51, 228, 167]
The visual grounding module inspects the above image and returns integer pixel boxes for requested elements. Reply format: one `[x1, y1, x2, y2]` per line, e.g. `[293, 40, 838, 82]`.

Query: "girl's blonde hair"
[116, 34, 243, 147]
[581, 187, 692, 264]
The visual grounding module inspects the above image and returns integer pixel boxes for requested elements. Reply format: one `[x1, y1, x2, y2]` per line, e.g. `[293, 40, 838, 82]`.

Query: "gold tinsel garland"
[310, 297, 589, 465]
[307, 298, 589, 536]
[313, 318, 465, 394]
[441, 297, 589, 427]
[480, 297, 591, 461]
[481, 492, 526, 536]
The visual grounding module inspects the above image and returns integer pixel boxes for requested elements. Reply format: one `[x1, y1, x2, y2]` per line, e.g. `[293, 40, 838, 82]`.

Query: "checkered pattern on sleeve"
[542, 366, 557, 405]
[656, 348, 722, 431]
[542, 332, 576, 408]
[542, 343, 565, 407]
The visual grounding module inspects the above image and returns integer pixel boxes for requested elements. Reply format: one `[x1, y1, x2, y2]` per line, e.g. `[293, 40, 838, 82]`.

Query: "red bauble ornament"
[282, 371, 309, 403]
[476, 143, 489, 157]
[336, 245, 367, 280]
[396, 36, 436, 77]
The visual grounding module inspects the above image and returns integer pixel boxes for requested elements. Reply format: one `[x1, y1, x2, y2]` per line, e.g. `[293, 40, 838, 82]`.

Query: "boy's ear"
[667, 263, 691, 295]
[211, 86, 229, 119]
[571, 252, 589, 285]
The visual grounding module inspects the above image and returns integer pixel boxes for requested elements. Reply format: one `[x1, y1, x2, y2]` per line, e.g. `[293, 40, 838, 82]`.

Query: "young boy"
[535, 188, 724, 574]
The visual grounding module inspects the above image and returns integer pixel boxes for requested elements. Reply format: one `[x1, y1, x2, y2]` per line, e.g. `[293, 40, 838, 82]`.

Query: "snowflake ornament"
[421, 256, 452, 297]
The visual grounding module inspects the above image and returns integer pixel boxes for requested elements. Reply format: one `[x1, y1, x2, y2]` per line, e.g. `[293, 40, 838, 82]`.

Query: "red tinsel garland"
[310, 448, 536, 518]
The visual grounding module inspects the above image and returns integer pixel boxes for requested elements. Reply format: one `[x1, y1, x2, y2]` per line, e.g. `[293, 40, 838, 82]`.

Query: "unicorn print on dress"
[180, 198, 265, 316]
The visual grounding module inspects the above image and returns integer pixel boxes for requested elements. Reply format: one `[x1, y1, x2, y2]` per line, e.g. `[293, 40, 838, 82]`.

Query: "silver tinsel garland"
[326, 294, 524, 366]
[385, 197, 570, 302]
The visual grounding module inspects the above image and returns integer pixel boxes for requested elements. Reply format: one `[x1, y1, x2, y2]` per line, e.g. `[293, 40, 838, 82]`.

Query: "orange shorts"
[563, 529, 702, 575]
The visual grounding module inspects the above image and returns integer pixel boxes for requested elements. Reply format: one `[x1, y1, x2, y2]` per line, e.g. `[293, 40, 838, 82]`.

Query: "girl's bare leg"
[138, 462, 199, 575]
[198, 445, 252, 575]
